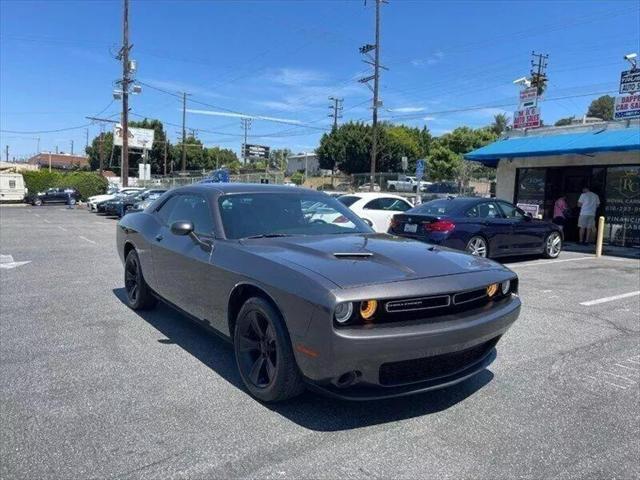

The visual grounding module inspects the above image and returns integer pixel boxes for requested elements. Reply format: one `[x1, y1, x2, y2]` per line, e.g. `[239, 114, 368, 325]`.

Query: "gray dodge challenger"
[117, 183, 521, 402]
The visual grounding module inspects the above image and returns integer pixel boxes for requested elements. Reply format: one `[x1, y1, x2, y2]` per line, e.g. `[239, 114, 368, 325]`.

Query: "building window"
[515, 168, 546, 213]
[603, 165, 640, 247]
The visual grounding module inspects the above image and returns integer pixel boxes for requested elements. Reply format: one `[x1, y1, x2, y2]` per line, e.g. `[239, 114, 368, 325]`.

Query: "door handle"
[155, 234, 163, 242]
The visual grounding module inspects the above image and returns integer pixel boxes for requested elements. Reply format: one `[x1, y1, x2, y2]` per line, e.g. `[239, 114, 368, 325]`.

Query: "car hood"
[245, 233, 506, 288]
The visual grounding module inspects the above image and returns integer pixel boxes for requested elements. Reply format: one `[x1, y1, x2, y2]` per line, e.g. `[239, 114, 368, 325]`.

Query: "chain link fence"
[132, 171, 285, 189]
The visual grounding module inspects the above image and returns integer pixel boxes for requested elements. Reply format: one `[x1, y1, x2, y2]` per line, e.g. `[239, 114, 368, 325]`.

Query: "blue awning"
[464, 127, 640, 166]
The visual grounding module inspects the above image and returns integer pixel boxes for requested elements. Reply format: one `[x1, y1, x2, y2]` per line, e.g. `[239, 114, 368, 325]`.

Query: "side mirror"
[170, 220, 194, 236]
[524, 213, 532, 221]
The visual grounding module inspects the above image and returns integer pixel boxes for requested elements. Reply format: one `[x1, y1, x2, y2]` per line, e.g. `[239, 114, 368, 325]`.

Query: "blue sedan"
[389, 197, 563, 259]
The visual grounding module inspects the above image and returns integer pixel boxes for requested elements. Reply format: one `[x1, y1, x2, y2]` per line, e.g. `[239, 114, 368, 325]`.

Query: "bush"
[22, 170, 108, 201]
[290, 172, 304, 185]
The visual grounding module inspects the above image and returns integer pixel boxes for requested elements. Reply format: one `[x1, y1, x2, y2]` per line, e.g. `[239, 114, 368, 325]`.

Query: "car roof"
[172, 183, 324, 196]
[344, 192, 410, 200]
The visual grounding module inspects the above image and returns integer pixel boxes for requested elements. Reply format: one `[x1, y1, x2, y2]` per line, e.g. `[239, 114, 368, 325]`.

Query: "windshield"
[408, 199, 459, 216]
[219, 192, 372, 239]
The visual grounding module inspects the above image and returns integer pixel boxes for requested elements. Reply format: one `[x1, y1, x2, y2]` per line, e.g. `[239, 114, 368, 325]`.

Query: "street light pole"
[120, 0, 130, 186]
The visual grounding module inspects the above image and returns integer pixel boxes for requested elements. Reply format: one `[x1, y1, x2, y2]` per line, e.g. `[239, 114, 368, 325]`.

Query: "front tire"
[543, 231, 562, 258]
[124, 249, 157, 310]
[233, 297, 304, 402]
[466, 235, 489, 258]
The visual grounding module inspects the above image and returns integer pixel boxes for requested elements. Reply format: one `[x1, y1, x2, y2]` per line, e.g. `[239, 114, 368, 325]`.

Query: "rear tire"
[543, 231, 562, 259]
[466, 236, 489, 258]
[233, 297, 304, 403]
[389, 185, 396, 191]
[124, 249, 157, 310]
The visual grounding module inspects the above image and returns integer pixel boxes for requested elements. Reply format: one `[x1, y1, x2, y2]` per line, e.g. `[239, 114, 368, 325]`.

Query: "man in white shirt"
[577, 186, 600, 244]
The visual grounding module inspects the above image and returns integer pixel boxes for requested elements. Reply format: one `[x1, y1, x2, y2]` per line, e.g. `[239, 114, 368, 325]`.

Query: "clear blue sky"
[1, 0, 639, 159]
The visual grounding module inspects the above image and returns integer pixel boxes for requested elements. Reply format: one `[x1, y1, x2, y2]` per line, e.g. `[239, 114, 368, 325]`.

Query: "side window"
[388, 199, 412, 211]
[498, 201, 526, 219]
[156, 195, 181, 225]
[8, 180, 16, 188]
[364, 198, 383, 210]
[466, 205, 479, 217]
[167, 195, 214, 235]
[477, 202, 501, 219]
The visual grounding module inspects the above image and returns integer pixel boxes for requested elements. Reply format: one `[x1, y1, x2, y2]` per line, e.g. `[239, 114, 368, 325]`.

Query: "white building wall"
[495, 150, 640, 201]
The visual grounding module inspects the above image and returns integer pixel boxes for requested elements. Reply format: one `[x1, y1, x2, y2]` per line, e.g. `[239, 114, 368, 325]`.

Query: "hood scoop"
[333, 252, 373, 259]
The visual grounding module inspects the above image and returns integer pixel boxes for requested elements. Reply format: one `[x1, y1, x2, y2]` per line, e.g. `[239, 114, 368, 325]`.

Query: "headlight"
[501, 280, 511, 295]
[359, 300, 378, 320]
[334, 302, 353, 324]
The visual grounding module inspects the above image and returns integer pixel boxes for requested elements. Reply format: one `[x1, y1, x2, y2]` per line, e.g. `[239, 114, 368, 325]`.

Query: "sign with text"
[513, 106, 541, 129]
[614, 93, 640, 120]
[415, 159, 425, 180]
[517, 203, 540, 218]
[243, 143, 270, 159]
[113, 125, 155, 150]
[619, 69, 640, 94]
[519, 87, 538, 108]
[138, 163, 151, 181]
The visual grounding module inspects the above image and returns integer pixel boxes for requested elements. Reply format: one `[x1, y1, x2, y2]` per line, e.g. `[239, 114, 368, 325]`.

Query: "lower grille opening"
[378, 337, 500, 386]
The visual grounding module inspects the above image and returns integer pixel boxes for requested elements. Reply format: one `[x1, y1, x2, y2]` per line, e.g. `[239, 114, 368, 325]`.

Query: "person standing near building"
[577, 186, 600, 244]
[553, 195, 570, 231]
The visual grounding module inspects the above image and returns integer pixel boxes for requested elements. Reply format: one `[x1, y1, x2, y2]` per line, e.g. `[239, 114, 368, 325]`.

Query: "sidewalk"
[564, 241, 640, 259]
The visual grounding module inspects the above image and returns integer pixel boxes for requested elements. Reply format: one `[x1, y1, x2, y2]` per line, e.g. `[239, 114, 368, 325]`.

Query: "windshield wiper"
[244, 233, 294, 239]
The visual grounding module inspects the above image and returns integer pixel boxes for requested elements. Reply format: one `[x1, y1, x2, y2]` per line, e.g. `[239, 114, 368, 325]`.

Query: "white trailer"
[0, 173, 27, 202]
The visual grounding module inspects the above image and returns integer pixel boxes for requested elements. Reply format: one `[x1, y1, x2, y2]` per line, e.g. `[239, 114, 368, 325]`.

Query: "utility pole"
[328, 96, 344, 130]
[85, 129, 89, 151]
[163, 141, 168, 176]
[241, 118, 252, 164]
[359, 0, 387, 191]
[120, 0, 131, 186]
[36, 137, 40, 154]
[55, 145, 59, 154]
[98, 127, 105, 175]
[4, 145, 8, 162]
[70, 140, 74, 155]
[181, 92, 190, 173]
[530, 51, 549, 96]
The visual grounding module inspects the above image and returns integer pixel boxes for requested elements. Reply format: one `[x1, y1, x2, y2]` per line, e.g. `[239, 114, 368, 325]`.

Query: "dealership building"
[465, 120, 640, 248]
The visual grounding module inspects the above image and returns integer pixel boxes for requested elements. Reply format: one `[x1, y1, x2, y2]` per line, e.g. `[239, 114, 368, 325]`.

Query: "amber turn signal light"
[360, 300, 378, 320]
[486, 283, 499, 297]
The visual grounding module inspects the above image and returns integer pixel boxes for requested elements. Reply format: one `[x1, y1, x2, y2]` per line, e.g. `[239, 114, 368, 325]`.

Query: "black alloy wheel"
[124, 250, 157, 310]
[234, 297, 304, 402]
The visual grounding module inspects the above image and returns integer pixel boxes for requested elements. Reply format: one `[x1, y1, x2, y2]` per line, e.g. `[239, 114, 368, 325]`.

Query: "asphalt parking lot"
[1, 204, 639, 480]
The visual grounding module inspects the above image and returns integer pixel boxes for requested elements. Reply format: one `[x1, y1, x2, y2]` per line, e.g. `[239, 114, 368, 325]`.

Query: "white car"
[87, 187, 144, 212]
[337, 192, 413, 232]
[357, 182, 381, 192]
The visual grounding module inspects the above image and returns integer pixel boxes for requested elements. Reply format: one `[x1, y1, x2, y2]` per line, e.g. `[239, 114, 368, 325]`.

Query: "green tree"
[86, 131, 116, 172]
[586, 95, 614, 121]
[554, 116, 575, 127]
[427, 144, 461, 181]
[269, 148, 292, 171]
[204, 146, 239, 171]
[172, 135, 205, 171]
[489, 113, 509, 135]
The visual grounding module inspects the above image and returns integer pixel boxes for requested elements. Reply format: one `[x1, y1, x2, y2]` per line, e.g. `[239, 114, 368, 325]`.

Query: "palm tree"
[490, 114, 509, 135]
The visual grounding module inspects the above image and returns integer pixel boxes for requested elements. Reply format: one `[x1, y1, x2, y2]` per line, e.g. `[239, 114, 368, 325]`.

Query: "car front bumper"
[294, 288, 520, 400]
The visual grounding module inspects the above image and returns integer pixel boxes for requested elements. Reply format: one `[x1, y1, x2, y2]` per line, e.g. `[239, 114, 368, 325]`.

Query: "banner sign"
[114, 125, 155, 150]
[517, 203, 540, 218]
[619, 70, 640, 94]
[519, 87, 538, 108]
[243, 144, 270, 159]
[138, 163, 151, 181]
[415, 159, 425, 180]
[614, 93, 640, 120]
[513, 106, 541, 129]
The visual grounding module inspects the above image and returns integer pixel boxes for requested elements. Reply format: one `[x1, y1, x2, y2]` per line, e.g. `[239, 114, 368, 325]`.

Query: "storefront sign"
[517, 203, 540, 218]
[614, 94, 640, 119]
[619, 70, 640, 94]
[519, 87, 538, 108]
[604, 166, 640, 247]
[513, 106, 541, 129]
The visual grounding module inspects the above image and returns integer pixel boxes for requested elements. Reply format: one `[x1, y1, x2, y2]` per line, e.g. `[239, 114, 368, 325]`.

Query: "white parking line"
[580, 291, 640, 306]
[79, 236, 97, 245]
[506, 256, 594, 268]
[57, 226, 68, 232]
[42, 219, 51, 224]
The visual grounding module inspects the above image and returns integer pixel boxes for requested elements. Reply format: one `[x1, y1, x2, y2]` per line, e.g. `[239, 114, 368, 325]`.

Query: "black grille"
[378, 337, 500, 386]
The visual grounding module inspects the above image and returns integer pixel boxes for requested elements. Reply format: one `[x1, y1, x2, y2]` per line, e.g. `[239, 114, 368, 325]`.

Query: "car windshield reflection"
[218, 192, 372, 239]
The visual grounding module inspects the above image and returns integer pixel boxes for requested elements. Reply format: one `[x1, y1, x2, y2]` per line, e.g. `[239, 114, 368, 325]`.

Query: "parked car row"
[87, 187, 168, 218]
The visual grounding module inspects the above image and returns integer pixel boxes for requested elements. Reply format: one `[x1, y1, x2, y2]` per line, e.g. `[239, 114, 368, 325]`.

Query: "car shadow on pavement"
[114, 288, 494, 432]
